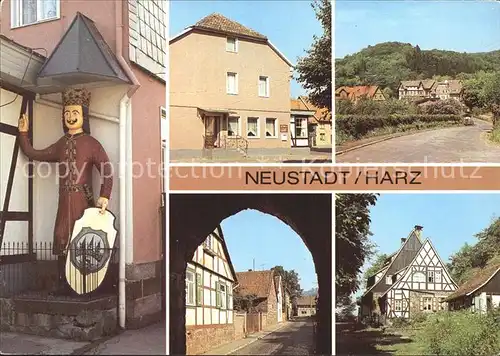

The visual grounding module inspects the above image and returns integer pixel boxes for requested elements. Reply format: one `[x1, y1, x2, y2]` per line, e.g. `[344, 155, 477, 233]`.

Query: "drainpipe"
[115, 1, 140, 330]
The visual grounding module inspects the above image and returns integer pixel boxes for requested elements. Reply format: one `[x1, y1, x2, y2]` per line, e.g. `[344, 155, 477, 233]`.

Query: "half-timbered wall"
[0, 88, 30, 251]
[185, 228, 235, 327]
[385, 240, 457, 319]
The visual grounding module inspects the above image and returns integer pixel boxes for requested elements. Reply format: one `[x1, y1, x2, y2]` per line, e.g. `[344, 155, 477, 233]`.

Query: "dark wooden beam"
[0, 211, 30, 221]
[0, 122, 18, 136]
[0, 81, 36, 99]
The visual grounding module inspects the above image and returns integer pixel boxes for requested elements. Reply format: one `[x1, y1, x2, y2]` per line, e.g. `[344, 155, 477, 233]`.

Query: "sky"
[220, 209, 318, 291]
[355, 193, 500, 298]
[335, 0, 500, 58]
[169, 0, 323, 98]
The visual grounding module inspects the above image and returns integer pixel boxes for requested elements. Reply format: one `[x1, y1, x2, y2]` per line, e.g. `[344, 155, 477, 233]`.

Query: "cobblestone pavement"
[231, 319, 314, 355]
[336, 119, 500, 163]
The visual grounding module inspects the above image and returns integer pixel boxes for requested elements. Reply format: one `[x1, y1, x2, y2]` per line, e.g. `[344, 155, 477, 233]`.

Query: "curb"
[222, 322, 290, 355]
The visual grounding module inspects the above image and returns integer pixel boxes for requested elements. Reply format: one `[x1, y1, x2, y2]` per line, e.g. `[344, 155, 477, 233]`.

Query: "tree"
[295, 0, 332, 113]
[363, 253, 389, 287]
[448, 217, 500, 284]
[335, 193, 378, 305]
[233, 293, 258, 312]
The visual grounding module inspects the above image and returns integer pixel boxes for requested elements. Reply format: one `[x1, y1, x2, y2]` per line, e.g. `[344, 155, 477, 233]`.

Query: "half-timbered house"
[185, 225, 238, 355]
[360, 225, 458, 323]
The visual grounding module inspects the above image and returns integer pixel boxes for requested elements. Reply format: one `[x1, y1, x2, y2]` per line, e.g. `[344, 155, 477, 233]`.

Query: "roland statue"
[18, 88, 113, 295]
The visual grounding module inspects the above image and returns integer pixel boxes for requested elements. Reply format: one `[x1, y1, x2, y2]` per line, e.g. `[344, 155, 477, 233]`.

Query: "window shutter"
[215, 281, 221, 308]
[420, 297, 423, 311]
[196, 273, 203, 306]
[226, 284, 230, 310]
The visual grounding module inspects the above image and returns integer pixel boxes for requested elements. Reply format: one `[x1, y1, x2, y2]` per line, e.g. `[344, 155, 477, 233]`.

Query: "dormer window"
[226, 37, 238, 53]
[386, 275, 393, 285]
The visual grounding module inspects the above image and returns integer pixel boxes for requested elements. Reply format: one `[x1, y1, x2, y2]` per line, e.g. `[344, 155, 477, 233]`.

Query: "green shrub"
[335, 98, 419, 116]
[418, 99, 466, 115]
[336, 114, 462, 140]
[417, 310, 500, 356]
[410, 311, 428, 325]
[391, 317, 410, 328]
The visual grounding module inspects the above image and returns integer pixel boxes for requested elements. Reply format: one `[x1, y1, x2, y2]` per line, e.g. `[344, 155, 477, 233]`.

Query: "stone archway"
[169, 194, 332, 355]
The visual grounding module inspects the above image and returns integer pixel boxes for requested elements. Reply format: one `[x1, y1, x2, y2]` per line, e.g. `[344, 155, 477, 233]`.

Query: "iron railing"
[0, 241, 118, 301]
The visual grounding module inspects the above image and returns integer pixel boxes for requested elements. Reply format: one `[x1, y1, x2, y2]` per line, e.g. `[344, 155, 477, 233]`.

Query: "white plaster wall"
[0, 89, 29, 248]
[492, 295, 500, 308]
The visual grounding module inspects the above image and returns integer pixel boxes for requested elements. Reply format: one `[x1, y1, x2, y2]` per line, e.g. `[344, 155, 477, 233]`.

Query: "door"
[204, 116, 216, 148]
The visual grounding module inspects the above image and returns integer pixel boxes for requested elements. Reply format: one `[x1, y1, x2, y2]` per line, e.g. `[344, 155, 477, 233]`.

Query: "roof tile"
[235, 270, 274, 298]
[193, 13, 267, 40]
[445, 263, 500, 301]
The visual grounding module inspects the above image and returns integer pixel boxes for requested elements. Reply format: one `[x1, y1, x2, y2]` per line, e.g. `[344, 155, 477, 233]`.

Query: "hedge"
[336, 114, 463, 140]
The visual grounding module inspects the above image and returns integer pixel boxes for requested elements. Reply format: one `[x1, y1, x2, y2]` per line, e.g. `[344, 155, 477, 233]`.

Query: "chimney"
[401, 238, 406, 244]
[414, 225, 423, 238]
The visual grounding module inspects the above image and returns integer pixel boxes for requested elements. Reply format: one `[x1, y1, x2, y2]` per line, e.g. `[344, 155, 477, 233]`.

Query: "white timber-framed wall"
[384, 239, 458, 319]
[185, 226, 236, 327]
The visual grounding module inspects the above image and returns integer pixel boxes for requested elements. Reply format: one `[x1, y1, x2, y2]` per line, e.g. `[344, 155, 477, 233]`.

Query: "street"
[336, 119, 500, 163]
[231, 319, 314, 355]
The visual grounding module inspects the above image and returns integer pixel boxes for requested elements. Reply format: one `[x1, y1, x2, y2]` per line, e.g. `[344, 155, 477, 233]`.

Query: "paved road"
[231, 320, 314, 355]
[337, 119, 500, 163]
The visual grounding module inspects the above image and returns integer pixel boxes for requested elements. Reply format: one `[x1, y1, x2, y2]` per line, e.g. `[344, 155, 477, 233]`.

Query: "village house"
[0, 0, 166, 339]
[335, 85, 386, 102]
[169, 13, 294, 159]
[444, 263, 500, 314]
[359, 226, 458, 324]
[284, 287, 293, 320]
[296, 295, 317, 317]
[235, 269, 284, 328]
[398, 79, 463, 101]
[290, 96, 332, 148]
[185, 226, 238, 355]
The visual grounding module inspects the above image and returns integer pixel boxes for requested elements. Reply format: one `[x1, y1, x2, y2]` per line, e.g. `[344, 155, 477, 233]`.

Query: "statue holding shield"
[18, 88, 113, 295]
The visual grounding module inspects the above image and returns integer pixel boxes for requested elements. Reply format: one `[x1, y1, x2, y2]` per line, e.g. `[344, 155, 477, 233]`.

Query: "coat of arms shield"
[65, 208, 117, 294]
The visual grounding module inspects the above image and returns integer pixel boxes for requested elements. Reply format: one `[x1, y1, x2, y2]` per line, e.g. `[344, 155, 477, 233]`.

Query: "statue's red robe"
[19, 131, 113, 255]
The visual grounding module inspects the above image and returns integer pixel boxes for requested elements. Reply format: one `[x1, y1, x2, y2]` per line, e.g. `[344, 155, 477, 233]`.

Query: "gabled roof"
[291, 96, 331, 123]
[362, 227, 423, 297]
[335, 86, 384, 100]
[214, 226, 238, 284]
[444, 263, 500, 302]
[296, 295, 316, 307]
[170, 13, 293, 67]
[400, 80, 422, 88]
[382, 238, 458, 297]
[193, 13, 267, 40]
[421, 80, 436, 90]
[235, 270, 275, 299]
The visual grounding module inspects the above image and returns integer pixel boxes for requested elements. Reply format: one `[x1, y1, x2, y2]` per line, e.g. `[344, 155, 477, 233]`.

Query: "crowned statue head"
[62, 88, 91, 134]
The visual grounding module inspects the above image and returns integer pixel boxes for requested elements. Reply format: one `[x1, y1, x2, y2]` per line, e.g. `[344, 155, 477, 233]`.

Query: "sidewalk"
[0, 322, 165, 355]
[201, 321, 290, 355]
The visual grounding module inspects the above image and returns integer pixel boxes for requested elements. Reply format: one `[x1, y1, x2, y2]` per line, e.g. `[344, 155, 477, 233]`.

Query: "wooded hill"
[447, 217, 500, 285]
[335, 42, 500, 93]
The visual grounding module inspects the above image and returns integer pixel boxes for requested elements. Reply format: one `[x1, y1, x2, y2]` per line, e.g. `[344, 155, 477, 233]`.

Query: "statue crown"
[62, 88, 91, 108]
